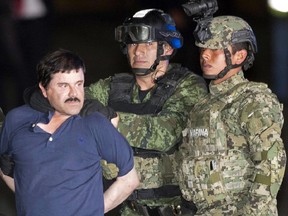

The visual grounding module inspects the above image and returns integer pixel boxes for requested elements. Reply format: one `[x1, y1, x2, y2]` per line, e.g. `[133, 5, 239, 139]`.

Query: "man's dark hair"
[37, 49, 85, 89]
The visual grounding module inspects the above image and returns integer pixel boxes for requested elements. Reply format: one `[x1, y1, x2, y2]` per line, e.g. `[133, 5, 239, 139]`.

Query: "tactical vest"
[179, 81, 270, 213]
[108, 64, 191, 197]
[108, 64, 191, 115]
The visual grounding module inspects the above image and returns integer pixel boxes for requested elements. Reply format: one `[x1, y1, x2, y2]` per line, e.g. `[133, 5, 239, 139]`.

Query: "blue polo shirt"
[0, 105, 134, 216]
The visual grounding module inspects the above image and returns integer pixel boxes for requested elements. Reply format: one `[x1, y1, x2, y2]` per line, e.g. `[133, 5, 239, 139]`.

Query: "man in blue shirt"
[0, 49, 139, 216]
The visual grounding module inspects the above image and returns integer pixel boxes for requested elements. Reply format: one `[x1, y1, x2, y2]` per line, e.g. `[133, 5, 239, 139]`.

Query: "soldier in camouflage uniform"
[178, 16, 286, 215]
[85, 9, 207, 216]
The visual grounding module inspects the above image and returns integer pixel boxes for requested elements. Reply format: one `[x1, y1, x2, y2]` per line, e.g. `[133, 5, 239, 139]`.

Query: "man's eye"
[59, 84, 67, 88]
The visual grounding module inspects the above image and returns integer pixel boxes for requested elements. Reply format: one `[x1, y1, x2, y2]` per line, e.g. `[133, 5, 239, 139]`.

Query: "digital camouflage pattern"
[195, 16, 256, 52]
[178, 71, 286, 215]
[100, 159, 119, 180]
[86, 63, 208, 209]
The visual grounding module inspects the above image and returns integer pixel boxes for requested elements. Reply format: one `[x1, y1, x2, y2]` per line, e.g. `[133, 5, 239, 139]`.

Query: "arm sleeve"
[240, 92, 286, 215]
[117, 74, 207, 151]
[85, 77, 111, 105]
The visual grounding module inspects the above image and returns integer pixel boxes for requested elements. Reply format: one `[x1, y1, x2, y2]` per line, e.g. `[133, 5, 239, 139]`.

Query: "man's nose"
[201, 48, 211, 61]
[134, 44, 145, 55]
[68, 86, 77, 97]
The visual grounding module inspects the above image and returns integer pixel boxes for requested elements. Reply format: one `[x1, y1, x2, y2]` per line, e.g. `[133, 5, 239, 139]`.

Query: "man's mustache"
[65, 97, 81, 103]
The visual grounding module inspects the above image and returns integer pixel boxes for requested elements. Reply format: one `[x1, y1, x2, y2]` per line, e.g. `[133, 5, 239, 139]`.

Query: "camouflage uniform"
[178, 71, 286, 215]
[86, 63, 207, 215]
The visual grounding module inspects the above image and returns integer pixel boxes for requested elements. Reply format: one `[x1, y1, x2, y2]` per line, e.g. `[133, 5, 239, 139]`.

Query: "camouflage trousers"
[194, 201, 278, 216]
[120, 201, 196, 216]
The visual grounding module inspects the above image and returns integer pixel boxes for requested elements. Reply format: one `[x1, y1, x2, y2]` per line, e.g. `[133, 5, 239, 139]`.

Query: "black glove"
[23, 85, 53, 114]
[0, 154, 14, 177]
[81, 99, 117, 120]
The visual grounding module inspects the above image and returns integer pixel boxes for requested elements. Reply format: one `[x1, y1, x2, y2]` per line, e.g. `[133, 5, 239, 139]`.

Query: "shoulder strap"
[151, 64, 191, 109]
[108, 73, 135, 104]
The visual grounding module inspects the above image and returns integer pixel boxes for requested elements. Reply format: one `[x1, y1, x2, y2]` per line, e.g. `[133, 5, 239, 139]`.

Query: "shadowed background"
[0, 0, 287, 215]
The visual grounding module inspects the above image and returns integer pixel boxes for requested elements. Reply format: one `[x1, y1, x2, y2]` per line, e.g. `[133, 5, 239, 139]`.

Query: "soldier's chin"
[203, 73, 218, 80]
[132, 68, 150, 76]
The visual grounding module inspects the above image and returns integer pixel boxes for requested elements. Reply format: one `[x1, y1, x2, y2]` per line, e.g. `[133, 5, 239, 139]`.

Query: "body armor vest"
[108, 64, 191, 115]
[108, 64, 191, 195]
[179, 81, 269, 213]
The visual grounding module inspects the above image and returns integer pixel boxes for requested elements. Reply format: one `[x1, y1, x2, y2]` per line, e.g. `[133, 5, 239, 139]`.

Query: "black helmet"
[115, 9, 183, 51]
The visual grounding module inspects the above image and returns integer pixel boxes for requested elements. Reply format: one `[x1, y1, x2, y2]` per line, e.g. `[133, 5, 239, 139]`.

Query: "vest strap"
[127, 185, 181, 200]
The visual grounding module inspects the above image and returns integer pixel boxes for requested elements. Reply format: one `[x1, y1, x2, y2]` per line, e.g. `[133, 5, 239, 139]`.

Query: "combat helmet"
[115, 9, 183, 75]
[195, 16, 257, 79]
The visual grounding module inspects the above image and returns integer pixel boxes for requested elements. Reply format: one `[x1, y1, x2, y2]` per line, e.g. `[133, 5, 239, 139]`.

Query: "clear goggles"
[115, 24, 157, 43]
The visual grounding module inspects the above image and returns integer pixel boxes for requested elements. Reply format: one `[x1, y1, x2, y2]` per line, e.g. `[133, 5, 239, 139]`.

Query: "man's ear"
[235, 49, 248, 64]
[38, 83, 48, 98]
[163, 43, 174, 55]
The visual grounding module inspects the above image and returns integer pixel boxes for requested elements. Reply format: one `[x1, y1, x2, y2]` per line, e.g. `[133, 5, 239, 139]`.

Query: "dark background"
[0, 0, 287, 215]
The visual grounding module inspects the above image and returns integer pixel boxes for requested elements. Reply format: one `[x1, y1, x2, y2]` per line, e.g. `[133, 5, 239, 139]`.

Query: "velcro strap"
[253, 151, 268, 161]
[208, 172, 221, 184]
[254, 174, 271, 185]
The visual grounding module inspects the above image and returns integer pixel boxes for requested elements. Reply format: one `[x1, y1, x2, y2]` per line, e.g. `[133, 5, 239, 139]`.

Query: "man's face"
[127, 41, 158, 69]
[39, 69, 85, 117]
[199, 47, 227, 78]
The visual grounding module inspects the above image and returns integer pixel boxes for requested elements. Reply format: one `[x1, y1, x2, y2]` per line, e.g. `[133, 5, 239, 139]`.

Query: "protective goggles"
[115, 24, 157, 43]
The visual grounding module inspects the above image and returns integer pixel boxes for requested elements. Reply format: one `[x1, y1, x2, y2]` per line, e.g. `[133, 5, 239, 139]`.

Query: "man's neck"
[135, 63, 169, 90]
[212, 67, 242, 85]
[135, 75, 156, 90]
[37, 112, 70, 134]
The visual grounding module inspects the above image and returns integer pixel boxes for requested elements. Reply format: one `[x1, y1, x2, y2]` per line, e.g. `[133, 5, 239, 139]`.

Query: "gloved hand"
[80, 99, 117, 120]
[0, 154, 14, 177]
[100, 160, 119, 180]
[23, 86, 117, 120]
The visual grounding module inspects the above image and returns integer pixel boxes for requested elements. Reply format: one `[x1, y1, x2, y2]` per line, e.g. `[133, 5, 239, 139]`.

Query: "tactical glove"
[0, 154, 14, 177]
[100, 160, 119, 180]
[80, 99, 117, 120]
[23, 86, 117, 120]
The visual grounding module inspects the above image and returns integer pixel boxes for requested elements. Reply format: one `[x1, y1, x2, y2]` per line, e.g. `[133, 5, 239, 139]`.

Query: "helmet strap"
[132, 42, 171, 76]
